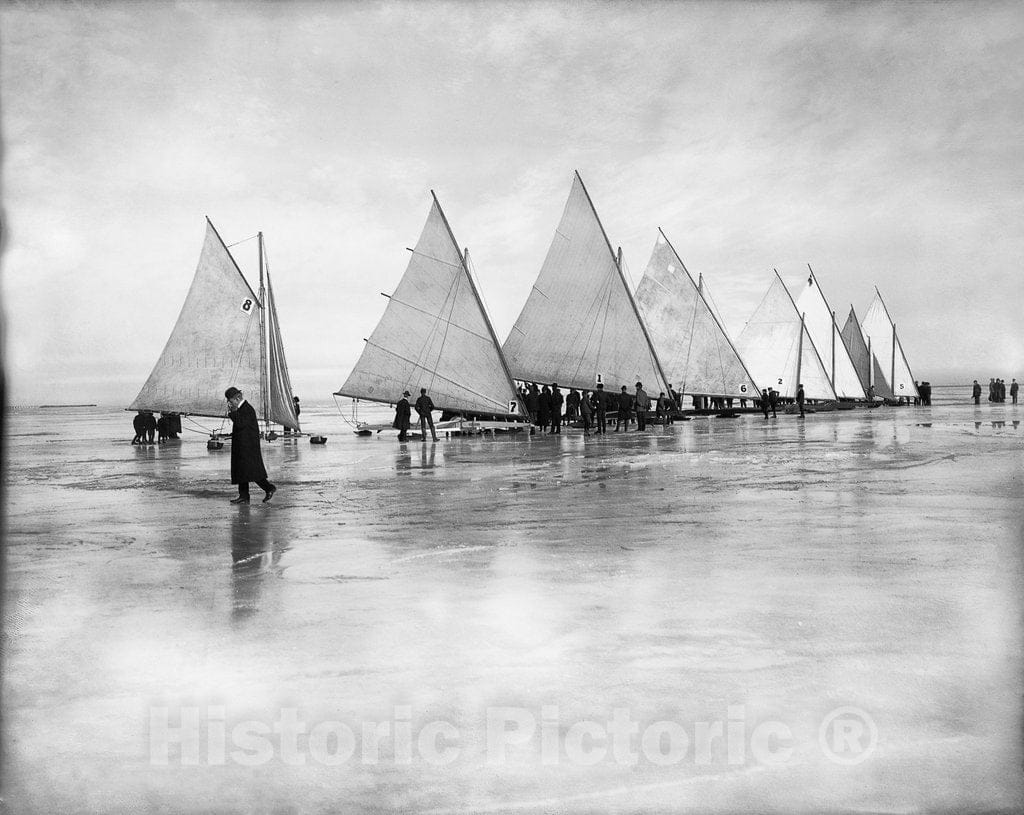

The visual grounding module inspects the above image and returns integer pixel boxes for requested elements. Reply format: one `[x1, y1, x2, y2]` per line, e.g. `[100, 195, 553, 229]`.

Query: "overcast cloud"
[2, 1, 1021, 404]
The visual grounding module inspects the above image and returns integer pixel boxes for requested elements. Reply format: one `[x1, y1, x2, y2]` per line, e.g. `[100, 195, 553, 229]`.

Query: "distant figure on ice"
[526, 384, 540, 424]
[988, 378, 996, 402]
[796, 383, 806, 418]
[415, 388, 439, 442]
[285, 396, 300, 435]
[593, 383, 608, 434]
[132, 411, 146, 444]
[225, 386, 277, 504]
[565, 388, 581, 421]
[656, 392, 669, 426]
[143, 411, 157, 443]
[972, 380, 982, 404]
[615, 386, 632, 431]
[760, 387, 770, 420]
[634, 382, 650, 431]
[537, 385, 551, 431]
[579, 388, 593, 435]
[768, 387, 779, 418]
[393, 390, 412, 441]
[157, 413, 169, 443]
[1011, 379, 1019, 404]
[550, 383, 563, 434]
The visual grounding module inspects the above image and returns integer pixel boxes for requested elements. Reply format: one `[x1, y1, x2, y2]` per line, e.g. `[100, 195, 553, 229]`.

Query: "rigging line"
[564, 265, 615, 386]
[226, 234, 260, 248]
[356, 342, 506, 407]
[385, 296, 496, 345]
[681, 296, 700, 395]
[407, 248, 463, 270]
[427, 273, 463, 396]
[405, 265, 464, 393]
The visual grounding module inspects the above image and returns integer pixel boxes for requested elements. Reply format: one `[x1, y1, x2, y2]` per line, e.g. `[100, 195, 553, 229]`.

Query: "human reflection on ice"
[418, 441, 436, 470]
[230, 506, 283, 623]
[395, 443, 412, 475]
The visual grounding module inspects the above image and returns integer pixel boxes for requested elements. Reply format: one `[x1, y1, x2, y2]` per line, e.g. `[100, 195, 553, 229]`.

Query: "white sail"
[735, 273, 837, 401]
[130, 220, 266, 420]
[635, 231, 759, 400]
[335, 195, 523, 418]
[501, 172, 669, 394]
[795, 270, 867, 399]
[265, 270, 301, 430]
[839, 306, 873, 396]
[861, 290, 919, 400]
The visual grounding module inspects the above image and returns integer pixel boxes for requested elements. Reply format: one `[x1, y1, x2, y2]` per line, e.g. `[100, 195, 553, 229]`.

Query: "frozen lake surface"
[3, 392, 1022, 813]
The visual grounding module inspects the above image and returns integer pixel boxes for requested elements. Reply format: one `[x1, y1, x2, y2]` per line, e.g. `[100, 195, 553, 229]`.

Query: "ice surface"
[3, 391, 1022, 813]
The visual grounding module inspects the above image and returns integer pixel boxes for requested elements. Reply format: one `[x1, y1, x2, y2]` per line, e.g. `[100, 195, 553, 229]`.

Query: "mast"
[575, 171, 671, 395]
[431, 191, 522, 417]
[831, 310, 837, 387]
[796, 312, 805, 396]
[660, 228, 761, 398]
[258, 231, 269, 430]
[867, 336, 873, 391]
[891, 321, 897, 399]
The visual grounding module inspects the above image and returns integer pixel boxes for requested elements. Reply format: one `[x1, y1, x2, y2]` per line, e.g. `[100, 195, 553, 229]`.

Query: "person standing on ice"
[393, 390, 412, 441]
[579, 388, 593, 435]
[972, 380, 982, 404]
[550, 383, 564, 434]
[414, 388, 439, 442]
[760, 387, 770, 420]
[592, 383, 609, 434]
[634, 382, 650, 431]
[224, 386, 277, 504]
[615, 386, 633, 431]
[1011, 379, 1019, 404]
[796, 383, 806, 418]
[768, 387, 778, 418]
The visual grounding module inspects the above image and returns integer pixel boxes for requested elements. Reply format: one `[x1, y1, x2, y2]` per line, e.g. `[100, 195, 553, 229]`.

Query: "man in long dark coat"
[550, 383, 564, 434]
[592, 383, 608, 434]
[796, 383, 806, 418]
[972, 380, 982, 404]
[615, 386, 633, 431]
[225, 387, 276, 504]
[393, 390, 412, 441]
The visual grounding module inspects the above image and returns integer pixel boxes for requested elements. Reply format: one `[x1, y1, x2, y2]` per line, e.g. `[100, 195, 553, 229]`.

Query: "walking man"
[393, 390, 412, 441]
[415, 388, 439, 441]
[224, 387, 276, 504]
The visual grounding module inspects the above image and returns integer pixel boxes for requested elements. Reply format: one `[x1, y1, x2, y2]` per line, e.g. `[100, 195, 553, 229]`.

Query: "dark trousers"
[596, 409, 606, 434]
[238, 479, 274, 499]
[636, 410, 646, 431]
[419, 413, 437, 440]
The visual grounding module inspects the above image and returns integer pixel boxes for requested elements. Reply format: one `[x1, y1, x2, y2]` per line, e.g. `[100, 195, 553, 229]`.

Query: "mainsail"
[840, 305, 891, 398]
[335, 194, 523, 418]
[860, 289, 919, 400]
[129, 219, 301, 430]
[794, 267, 867, 400]
[735, 272, 837, 401]
[634, 230, 759, 400]
[501, 172, 670, 394]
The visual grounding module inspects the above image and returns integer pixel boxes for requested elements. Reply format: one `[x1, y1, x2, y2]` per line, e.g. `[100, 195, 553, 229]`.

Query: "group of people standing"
[973, 378, 1018, 404]
[131, 411, 181, 444]
[516, 381, 683, 435]
[392, 388, 440, 442]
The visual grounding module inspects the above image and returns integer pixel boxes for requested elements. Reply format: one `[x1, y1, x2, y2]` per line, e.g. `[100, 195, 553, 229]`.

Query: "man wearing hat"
[224, 387, 277, 504]
[393, 390, 412, 441]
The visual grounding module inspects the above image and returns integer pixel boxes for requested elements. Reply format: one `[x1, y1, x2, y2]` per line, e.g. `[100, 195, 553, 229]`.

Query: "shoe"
[263, 487, 277, 503]
[230, 497, 249, 504]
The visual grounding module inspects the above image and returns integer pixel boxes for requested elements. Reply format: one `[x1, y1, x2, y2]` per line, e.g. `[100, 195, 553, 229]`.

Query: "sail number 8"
[240, 297, 255, 314]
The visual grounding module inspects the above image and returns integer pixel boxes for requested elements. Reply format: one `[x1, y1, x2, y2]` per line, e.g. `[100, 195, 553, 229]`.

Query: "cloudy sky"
[2, 0, 1021, 405]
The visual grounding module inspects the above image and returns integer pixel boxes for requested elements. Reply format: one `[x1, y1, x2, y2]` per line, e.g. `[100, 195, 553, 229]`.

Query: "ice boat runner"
[735, 271, 837, 403]
[502, 172, 670, 397]
[840, 305, 889, 400]
[860, 288, 920, 403]
[129, 218, 301, 440]
[335, 193, 527, 435]
[634, 229, 760, 404]
[794, 265, 867, 402]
